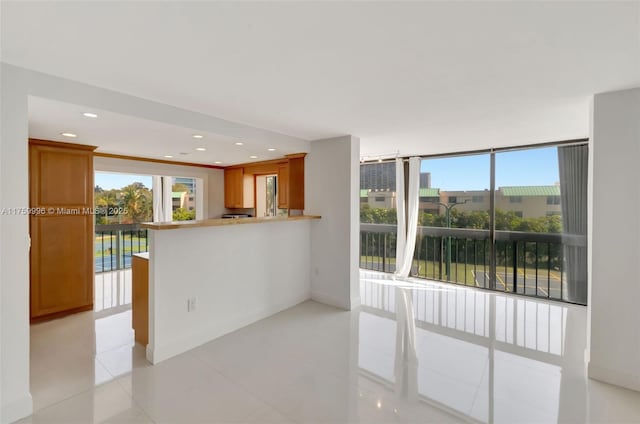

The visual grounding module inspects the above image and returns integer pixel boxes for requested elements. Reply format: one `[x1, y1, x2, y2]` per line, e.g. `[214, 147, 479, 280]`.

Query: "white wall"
[589, 87, 640, 391]
[94, 156, 225, 219]
[147, 220, 312, 363]
[306, 136, 360, 310]
[0, 64, 32, 424]
[0, 63, 308, 423]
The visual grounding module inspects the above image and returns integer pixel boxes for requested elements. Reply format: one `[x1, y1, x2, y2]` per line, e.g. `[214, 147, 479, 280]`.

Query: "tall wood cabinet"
[29, 139, 96, 321]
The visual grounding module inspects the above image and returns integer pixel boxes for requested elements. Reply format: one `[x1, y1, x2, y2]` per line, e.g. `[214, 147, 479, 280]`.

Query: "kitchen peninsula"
[139, 214, 320, 364]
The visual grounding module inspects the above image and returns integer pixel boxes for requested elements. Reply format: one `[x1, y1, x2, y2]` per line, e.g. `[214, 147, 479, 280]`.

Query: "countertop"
[133, 252, 150, 260]
[140, 215, 321, 230]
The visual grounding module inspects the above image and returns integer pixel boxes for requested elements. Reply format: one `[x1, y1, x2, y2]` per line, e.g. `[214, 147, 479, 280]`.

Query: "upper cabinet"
[277, 163, 289, 209]
[224, 168, 244, 208]
[224, 167, 255, 209]
[224, 153, 306, 211]
[286, 154, 305, 210]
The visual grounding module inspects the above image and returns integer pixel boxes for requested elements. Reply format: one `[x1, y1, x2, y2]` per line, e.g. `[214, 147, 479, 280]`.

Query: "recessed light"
[214, 161, 222, 164]
[249, 155, 258, 159]
[82, 112, 98, 118]
[267, 148, 276, 152]
[195, 147, 206, 151]
[164, 155, 173, 158]
[235, 142, 244, 146]
[60, 132, 77, 138]
[179, 152, 189, 155]
[192, 134, 204, 139]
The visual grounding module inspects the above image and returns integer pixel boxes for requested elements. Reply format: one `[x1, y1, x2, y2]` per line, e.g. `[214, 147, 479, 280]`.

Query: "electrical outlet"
[187, 297, 197, 312]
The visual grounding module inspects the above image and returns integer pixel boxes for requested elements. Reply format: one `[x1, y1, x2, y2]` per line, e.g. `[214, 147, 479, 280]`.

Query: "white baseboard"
[311, 290, 350, 310]
[588, 362, 640, 392]
[1, 394, 33, 424]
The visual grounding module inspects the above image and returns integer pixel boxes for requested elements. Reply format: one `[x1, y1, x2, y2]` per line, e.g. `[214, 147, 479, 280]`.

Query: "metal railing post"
[383, 233, 387, 272]
[115, 229, 122, 270]
[513, 241, 518, 293]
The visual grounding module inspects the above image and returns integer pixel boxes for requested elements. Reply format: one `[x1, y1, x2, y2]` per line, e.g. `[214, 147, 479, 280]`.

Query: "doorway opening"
[256, 174, 278, 217]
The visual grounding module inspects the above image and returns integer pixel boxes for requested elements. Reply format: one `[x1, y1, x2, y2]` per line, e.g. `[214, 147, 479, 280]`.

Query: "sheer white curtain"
[558, 145, 588, 304]
[152, 176, 174, 222]
[395, 157, 421, 277]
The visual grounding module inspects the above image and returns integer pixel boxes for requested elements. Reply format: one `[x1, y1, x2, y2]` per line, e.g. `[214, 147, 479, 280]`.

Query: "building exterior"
[437, 189, 491, 215]
[174, 177, 196, 194]
[363, 182, 562, 220]
[360, 162, 395, 192]
[437, 186, 561, 218]
[496, 186, 561, 218]
[172, 191, 196, 213]
[419, 188, 440, 214]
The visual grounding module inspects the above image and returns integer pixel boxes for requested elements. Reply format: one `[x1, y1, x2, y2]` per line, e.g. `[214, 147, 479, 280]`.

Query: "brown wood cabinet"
[224, 153, 306, 211]
[224, 168, 244, 208]
[132, 254, 149, 346]
[277, 164, 289, 209]
[29, 139, 96, 321]
[286, 154, 305, 210]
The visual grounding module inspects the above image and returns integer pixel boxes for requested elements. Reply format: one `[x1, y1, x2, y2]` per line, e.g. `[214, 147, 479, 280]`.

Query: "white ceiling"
[28, 96, 296, 166]
[3, 1, 640, 159]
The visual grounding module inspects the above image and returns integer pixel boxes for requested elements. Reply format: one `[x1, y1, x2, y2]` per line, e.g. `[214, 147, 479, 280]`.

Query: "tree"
[173, 207, 195, 221]
[120, 183, 152, 223]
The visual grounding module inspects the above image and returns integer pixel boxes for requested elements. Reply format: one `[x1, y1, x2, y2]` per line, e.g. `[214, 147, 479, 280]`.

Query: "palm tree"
[121, 185, 142, 223]
[120, 183, 153, 223]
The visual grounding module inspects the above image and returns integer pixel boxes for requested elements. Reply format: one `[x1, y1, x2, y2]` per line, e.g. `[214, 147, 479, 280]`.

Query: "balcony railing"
[95, 223, 148, 273]
[360, 223, 586, 304]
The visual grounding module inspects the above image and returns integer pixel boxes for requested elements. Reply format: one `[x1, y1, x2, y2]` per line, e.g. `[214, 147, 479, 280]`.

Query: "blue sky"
[422, 146, 559, 191]
[95, 172, 152, 190]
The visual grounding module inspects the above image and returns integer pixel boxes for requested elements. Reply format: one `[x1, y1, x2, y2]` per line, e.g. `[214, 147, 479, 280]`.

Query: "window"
[360, 161, 397, 273]
[360, 142, 587, 305]
[94, 172, 153, 225]
[172, 177, 197, 221]
[496, 144, 587, 303]
[359, 143, 587, 305]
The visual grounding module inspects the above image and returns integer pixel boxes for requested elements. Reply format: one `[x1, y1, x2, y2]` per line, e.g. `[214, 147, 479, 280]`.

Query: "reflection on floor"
[94, 269, 132, 313]
[23, 270, 640, 423]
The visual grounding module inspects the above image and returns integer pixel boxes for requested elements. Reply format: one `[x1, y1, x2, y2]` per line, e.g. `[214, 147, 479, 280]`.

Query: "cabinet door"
[288, 156, 305, 210]
[224, 168, 244, 208]
[29, 140, 95, 321]
[277, 164, 289, 209]
[132, 256, 149, 346]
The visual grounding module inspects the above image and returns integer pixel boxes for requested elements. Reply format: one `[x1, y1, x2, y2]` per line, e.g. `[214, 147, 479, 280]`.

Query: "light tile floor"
[21, 270, 640, 423]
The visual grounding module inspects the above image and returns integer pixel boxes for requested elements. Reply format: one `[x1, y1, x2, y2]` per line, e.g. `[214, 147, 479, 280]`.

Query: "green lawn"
[360, 255, 562, 289]
[94, 235, 148, 258]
